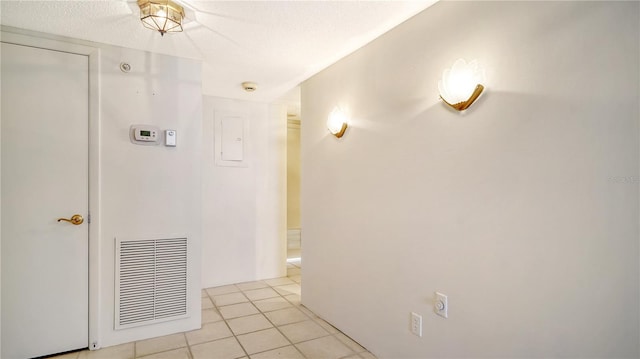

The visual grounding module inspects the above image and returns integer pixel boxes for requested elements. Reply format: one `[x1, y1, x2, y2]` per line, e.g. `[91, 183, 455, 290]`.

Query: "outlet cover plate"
[410, 312, 422, 337]
[435, 292, 448, 318]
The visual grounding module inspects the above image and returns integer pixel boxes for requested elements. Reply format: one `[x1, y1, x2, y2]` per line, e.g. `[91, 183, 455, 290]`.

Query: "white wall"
[0, 28, 204, 349]
[256, 104, 287, 278]
[301, 2, 639, 358]
[201, 96, 287, 288]
[98, 46, 203, 346]
[0, 27, 290, 351]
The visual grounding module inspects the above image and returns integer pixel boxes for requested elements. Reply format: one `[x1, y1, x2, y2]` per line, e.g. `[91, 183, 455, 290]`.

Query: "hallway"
[51, 258, 375, 359]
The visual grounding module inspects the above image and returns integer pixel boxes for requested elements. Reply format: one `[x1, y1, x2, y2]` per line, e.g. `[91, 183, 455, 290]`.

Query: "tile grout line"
[242, 285, 308, 359]
[207, 290, 252, 358]
[133, 344, 186, 359]
[54, 258, 374, 359]
[199, 283, 306, 358]
[231, 334, 250, 359]
[182, 332, 194, 359]
[282, 263, 358, 359]
[260, 270, 313, 359]
[210, 277, 310, 358]
[275, 267, 314, 359]
[210, 287, 252, 359]
[242, 282, 298, 356]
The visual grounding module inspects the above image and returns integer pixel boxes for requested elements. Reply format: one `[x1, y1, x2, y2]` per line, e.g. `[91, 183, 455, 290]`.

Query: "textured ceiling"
[0, 0, 437, 104]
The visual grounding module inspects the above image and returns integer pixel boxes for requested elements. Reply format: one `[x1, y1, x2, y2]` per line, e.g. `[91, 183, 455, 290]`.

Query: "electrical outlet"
[410, 312, 422, 337]
[435, 292, 448, 318]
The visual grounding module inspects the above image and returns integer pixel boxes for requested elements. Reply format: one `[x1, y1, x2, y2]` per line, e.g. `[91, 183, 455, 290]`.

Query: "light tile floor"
[51, 259, 376, 359]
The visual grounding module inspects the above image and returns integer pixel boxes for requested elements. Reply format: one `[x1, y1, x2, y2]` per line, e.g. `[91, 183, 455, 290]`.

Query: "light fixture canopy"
[138, 0, 185, 36]
[242, 82, 258, 92]
[438, 59, 485, 111]
[327, 107, 349, 138]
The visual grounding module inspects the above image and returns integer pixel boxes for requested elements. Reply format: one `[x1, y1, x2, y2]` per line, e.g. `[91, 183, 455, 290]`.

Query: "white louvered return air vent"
[115, 237, 189, 330]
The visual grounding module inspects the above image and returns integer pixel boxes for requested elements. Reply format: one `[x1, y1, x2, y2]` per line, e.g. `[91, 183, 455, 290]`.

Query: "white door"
[1, 42, 89, 358]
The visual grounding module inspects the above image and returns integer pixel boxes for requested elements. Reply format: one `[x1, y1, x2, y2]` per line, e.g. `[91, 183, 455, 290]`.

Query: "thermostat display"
[134, 128, 157, 141]
[131, 125, 160, 145]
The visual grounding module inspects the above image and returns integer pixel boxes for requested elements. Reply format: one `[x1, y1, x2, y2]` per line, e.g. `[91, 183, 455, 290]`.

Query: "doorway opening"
[286, 105, 302, 262]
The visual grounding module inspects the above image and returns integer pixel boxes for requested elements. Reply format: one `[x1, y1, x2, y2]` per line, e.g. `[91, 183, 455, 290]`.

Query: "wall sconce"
[327, 107, 349, 138]
[138, 0, 185, 36]
[438, 59, 485, 111]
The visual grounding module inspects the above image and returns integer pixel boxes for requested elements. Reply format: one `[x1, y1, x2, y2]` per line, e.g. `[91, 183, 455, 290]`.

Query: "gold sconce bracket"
[333, 123, 348, 138]
[327, 107, 349, 138]
[441, 84, 484, 111]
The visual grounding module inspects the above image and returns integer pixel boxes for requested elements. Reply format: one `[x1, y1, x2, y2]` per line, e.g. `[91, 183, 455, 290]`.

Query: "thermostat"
[130, 125, 160, 145]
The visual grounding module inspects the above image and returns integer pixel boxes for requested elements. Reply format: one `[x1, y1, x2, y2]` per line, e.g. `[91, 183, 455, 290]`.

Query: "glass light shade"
[438, 59, 485, 110]
[138, 0, 185, 36]
[327, 107, 348, 138]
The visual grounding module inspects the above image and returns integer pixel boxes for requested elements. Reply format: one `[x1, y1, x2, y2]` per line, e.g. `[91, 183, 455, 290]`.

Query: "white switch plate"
[165, 129, 177, 147]
[435, 292, 448, 318]
[410, 312, 422, 337]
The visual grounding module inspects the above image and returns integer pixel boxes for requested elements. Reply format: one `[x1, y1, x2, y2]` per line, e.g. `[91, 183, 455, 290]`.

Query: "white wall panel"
[98, 45, 203, 347]
[202, 97, 287, 288]
[301, 2, 639, 357]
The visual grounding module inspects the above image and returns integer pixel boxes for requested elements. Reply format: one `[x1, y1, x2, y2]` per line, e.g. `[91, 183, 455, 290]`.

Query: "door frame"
[1, 27, 102, 351]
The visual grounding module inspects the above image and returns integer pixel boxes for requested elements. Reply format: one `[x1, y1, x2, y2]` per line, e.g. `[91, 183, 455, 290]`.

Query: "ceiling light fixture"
[438, 59, 485, 111]
[138, 0, 185, 36]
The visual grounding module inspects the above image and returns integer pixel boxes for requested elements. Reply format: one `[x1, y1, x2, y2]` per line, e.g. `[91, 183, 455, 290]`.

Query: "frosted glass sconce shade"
[438, 59, 485, 111]
[327, 107, 348, 138]
[138, 0, 185, 36]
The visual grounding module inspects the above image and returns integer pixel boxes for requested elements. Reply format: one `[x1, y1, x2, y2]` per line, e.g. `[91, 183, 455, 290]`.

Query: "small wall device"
[165, 130, 177, 147]
[130, 125, 160, 145]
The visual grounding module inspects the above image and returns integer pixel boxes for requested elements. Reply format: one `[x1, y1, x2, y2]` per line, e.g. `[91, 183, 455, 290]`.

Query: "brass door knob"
[57, 214, 84, 225]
